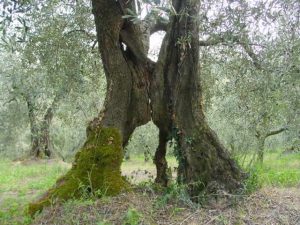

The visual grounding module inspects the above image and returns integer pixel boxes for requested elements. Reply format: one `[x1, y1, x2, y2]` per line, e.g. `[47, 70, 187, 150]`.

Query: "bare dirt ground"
[33, 187, 300, 225]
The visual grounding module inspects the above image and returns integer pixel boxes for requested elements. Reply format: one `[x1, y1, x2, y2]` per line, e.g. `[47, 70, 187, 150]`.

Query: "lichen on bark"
[28, 127, 129, 217]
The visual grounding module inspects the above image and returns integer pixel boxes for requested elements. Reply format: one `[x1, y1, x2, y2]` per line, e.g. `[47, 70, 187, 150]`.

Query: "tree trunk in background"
[257, 136, 266, 164]
[26, 90, 68, 159]
[26, 95, 59, 159]
[29, 0, 245, 215]
[25, 96, 40, 158]
[39, 94, 64, 158]
[255, 127, 287, 164]
[39, 106, 54, 158]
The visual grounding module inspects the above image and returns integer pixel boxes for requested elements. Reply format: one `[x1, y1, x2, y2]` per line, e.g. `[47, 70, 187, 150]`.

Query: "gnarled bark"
[29, 0, 245, 216]
[29, 0, 152, 215]
[150, 0, 244, 195]
[99, 0, 245, 195]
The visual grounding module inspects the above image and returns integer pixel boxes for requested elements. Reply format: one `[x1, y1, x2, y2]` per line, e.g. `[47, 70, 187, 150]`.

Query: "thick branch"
[239, 41, 262, 70]
[3, 97, 17, 106]
[43, 94, 60, 122]
[119, 25, 156, 68]
[149, 17, 169, 34]
[199, 35, 239, 46]
[139, 3, 169, 34]
[65, 29, 96, 41]
[199, 33, 262, 70]
[266, 127, 288, 138]
[120, 29, 149, 63]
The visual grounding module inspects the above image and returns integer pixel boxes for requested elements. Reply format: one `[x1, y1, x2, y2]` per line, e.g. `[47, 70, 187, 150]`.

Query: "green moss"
[28, 127, 129, 217]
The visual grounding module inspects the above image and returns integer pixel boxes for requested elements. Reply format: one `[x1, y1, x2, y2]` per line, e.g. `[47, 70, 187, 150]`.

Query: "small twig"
[179, 211, 198, 225]
[204, 215, 219, 225]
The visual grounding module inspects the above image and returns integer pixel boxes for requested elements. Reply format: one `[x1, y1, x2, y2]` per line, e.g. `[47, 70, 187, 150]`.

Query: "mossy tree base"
[28, 127, 129, 217]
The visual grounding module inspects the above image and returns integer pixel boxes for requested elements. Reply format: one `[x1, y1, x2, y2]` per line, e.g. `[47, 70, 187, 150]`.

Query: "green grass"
[0, 151, 299, 224]
[0, 160, 69, 225]
[252, 151, 300, 187]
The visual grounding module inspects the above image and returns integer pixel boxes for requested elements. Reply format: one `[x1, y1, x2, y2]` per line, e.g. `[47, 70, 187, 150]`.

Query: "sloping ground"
[33, 187, 300, 225]
[1, 154, 299, 225]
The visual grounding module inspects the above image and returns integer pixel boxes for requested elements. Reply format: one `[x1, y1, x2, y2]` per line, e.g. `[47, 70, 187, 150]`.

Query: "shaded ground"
[33, 187, 300, 225]
[121, 156, 178, 183]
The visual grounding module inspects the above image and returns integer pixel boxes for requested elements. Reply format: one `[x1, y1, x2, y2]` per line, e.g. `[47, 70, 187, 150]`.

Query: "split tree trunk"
[93, 0, 245, 193]
[150, 0, 244, 195]
[29, 0, 244, 215]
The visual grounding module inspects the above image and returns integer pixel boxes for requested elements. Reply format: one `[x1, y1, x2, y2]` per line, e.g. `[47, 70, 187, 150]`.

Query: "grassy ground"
[0, 160, 70, 224]
[0, 152, 299, 225]
[240, 151, 300, 190]
[255, 151, 300, 187]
